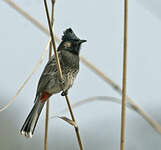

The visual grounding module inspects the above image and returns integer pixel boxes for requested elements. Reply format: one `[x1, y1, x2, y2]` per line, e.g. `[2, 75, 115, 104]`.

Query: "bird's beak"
[79, 39, 87, 44]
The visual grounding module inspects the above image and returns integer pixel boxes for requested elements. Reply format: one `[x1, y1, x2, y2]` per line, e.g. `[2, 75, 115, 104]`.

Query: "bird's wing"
[36, 52, 63, 96]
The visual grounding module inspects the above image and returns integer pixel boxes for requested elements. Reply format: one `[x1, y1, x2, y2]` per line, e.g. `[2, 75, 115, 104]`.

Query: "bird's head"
[58, 28, 86, 55]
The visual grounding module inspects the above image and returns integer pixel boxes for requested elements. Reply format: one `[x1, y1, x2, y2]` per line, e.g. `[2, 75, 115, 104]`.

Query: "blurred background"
[0, 0, 161, 149]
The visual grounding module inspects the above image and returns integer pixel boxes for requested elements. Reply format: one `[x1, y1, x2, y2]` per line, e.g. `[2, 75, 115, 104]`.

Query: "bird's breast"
[62, 68, 79, 91]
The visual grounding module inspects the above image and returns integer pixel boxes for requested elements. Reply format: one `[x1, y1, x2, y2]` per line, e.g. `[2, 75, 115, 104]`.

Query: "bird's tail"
[20, 96, 45, 138]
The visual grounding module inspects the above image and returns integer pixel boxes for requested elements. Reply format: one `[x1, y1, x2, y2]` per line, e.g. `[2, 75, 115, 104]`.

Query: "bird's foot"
[61, 90, 68, 96]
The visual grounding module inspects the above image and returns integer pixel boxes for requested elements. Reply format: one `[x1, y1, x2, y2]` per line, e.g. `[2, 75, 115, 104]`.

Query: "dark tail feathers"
[20, 97, 44, 138]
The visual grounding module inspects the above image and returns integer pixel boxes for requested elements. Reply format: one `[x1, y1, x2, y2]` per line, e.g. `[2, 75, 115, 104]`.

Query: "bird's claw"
[61, 90, 68, 96]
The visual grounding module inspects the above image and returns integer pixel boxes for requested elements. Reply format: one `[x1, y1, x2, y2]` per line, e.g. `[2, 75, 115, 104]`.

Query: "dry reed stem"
[43, 0, 84, 150]
[120, 0, 128, 149]
[44, 0, 62, 79]
[2, 0, 161, 135]
[55, 116, 78, 128]
[44, 1, 54, 150]
[44, 99, 50, 150]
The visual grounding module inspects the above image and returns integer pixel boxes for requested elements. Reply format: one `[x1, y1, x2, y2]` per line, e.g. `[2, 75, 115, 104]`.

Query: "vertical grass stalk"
[44, 1, 54, 150]
[44, 99, 50, 150]
[120, 0, 128, 150]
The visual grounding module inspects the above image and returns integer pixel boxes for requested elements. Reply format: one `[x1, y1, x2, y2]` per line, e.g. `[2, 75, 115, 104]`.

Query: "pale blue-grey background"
[0, 0, 161, 149]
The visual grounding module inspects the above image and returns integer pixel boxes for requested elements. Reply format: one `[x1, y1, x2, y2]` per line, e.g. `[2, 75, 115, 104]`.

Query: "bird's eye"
[64, 42, 72, 48]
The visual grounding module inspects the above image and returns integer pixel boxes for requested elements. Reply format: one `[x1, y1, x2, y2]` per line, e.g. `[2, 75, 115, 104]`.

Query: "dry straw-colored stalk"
[43, 0, 84, 150]
[2, 0, 161, 135]
[55, 116, 78, 128]
[44, 98, 50, 150]
[44, 1, 54, 150]
[120, 0, 128, 150]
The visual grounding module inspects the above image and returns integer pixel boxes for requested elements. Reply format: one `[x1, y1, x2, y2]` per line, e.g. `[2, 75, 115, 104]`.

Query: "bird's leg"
[61, 90, 68, 96]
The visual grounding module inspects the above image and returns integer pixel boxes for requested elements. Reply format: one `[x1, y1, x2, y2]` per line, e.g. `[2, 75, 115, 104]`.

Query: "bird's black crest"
[62, 28, 79, 41]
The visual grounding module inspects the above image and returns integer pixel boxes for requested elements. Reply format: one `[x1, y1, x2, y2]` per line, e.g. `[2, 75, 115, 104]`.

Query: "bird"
[20, 28, 86, 138]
